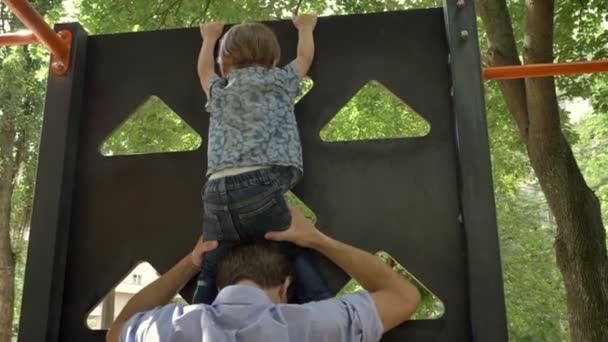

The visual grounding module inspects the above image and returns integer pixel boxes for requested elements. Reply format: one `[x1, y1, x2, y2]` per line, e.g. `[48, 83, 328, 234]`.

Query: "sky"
[564, 98, 592, 123]
[62, 0, 79, 21]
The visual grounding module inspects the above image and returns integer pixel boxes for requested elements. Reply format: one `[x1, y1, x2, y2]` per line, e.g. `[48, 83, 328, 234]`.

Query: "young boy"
[193, 15, 331, 305]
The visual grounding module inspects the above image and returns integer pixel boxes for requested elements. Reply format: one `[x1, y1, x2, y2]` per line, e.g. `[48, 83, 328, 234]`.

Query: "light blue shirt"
[205, 63, 303, 176]
[121, 285, 383, 342]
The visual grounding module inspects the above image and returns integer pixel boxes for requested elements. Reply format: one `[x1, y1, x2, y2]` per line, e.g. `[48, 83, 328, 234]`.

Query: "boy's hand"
[200, 22, 224, 40]
[292, 14, 317, 31]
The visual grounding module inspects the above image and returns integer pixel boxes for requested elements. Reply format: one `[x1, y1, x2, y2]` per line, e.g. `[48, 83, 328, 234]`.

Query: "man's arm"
[311, 233, 420, 332]
[266, 208, 420, 332]
[198, 22, 224, 96]
[106, 240, 217, 342]
[291, 14, 317, 78]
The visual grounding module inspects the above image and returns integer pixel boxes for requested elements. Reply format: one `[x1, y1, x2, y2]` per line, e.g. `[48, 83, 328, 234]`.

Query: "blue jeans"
[192, 166, 331, 304]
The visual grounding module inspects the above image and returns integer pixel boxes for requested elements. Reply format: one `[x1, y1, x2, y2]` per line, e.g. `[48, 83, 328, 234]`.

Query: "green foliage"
[295, 77, 313, 103]
[484, 83, 532, 193]
[483, 78, 571, 341]
[100, 96, 201, 156]
[1, 18, 49, 342]
[76, 0, 330, 34]
[336, 251, 444, 320]
[284, 191, 317, 223]
[554, 0, 608, 100]
[1, 43, 47, 342]
[496, 188, 569, 341]
[327, 0, 441, 15]
[11, 239, 27, 341]
[572, 76, 608, 225]
[320, 81, 430, 142]
[481, 80, 570, 340]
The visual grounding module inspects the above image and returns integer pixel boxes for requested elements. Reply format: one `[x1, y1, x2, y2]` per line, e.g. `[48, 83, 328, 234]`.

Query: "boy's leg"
[228, 170, 291, 239]
[290, 246, 333, 303]
[226, 168, 331, 302]
[274, 166, 329, 302]
[195, 178, 240, 304]
[275, 166, 302, 193]
[192, 241, 235, 304]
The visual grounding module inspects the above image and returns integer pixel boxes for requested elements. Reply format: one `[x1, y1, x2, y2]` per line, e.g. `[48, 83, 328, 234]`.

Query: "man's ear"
[280, 276, 293, 299]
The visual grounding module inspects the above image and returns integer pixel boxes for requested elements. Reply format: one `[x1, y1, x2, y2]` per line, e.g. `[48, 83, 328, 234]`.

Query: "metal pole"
[0, 31, 38, 46]
[1, 0, 72, 75]
[483, 60, 608, 80]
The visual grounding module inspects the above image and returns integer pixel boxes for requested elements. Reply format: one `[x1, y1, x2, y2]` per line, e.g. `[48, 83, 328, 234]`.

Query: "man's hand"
[292, 14, 317, 31]
[200, 22, 224, 40]
[265, 206, 325, 248]
[191, 238, 218, 268]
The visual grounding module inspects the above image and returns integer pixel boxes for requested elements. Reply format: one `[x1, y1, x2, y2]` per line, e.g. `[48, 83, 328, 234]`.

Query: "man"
[106, 206, 421, 342]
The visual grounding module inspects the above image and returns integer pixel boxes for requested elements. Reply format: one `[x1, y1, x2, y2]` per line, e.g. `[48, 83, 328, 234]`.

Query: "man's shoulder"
[279, 291, 384, 342]
[121, 291, 383, 342]
[121, 303, 207, 342]
[293, 291, 378, 322]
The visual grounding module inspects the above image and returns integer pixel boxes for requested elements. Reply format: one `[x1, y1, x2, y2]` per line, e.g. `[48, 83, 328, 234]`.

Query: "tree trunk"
[476, 0, 608, 340]
[0, 119, 16, 342]
[530, 128, 608, 341]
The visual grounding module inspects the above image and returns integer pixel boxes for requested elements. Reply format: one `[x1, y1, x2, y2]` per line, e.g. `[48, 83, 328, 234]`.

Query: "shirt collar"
[226, 65, 270, 80]
[212, 285, 273, 306]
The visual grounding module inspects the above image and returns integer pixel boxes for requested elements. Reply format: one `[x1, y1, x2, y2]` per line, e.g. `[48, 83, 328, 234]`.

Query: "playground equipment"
[1, 0, 72, 74]
[3, 0, 604, 341]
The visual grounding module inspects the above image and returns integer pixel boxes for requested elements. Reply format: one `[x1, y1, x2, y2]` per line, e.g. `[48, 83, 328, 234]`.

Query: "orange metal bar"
[483, 60, 608, 80]
[1, 0, 71, 75]
[0, 31, 38, 46]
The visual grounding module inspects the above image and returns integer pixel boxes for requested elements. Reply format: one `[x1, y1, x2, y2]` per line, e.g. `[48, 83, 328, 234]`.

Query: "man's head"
[218, 22, 280, 76]
[216, 241, 293, 303]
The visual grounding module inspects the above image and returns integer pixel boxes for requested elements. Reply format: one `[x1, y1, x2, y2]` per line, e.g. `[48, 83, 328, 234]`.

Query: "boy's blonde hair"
[219, 22, 281, 70]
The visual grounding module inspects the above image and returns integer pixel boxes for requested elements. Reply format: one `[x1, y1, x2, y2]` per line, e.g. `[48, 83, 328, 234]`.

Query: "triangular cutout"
[284, 191, 317, 224]
[295, 77, 314, 103]
[86, 262, 187, 330]
[100, 96, 202, 156]
[320, 81, 431, 142]
[336, 251, 444, 320]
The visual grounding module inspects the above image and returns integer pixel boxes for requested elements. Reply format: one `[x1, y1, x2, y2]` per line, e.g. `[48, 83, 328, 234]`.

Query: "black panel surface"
[18, 22, 88, 342]
[20, 8, 507, 342]
[443, 0, 508, 340]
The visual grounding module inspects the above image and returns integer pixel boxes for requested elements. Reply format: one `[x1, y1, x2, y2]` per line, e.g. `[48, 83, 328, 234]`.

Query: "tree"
[0, 45, 42, 342]
[0, 2, 61, 341]
[573, 75, 608, 226]
[476, 0, 608, 340]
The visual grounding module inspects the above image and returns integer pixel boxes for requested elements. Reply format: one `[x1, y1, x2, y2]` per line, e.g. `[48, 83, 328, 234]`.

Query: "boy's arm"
[198, 22, 224, 96]
[291, 14, 317, 79]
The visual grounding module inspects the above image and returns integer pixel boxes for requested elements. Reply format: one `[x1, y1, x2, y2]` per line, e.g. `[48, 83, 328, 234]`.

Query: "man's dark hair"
[216, 241, 293, 290]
